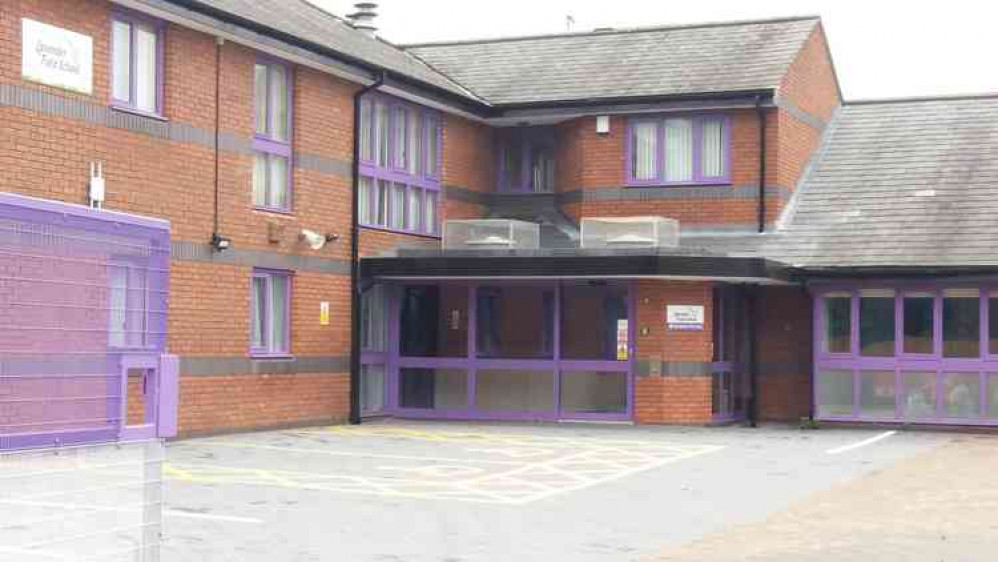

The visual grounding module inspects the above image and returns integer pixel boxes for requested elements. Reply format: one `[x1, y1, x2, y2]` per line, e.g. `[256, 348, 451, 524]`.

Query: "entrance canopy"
[362, 247, 794, 284]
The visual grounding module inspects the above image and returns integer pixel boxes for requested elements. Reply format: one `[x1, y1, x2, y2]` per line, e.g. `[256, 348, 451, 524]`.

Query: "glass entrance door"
[383, 281, 633, 421]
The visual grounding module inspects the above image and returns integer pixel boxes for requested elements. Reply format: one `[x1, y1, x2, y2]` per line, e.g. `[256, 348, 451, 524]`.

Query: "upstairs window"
[627, 115, 730, 186]
[111, 13, 164, 115]
[252, 59, 293, 212]
[497, 129, 555, 193]
[358, 95, 441, 236]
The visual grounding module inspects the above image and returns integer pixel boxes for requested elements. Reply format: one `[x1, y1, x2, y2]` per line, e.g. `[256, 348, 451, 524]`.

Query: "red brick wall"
[778, 23, 841, 122]
[554, 110, 781, 229]
[756, 286, 813, 421]
[635, 378, 713, 424]
[1, 0, 354, 435]
[178, 373, 348, 435]
[771, 22, 841, 222]
[634, 281, 715, 424]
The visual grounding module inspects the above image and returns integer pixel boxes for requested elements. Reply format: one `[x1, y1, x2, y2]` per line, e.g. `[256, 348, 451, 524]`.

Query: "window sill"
[110, 104, 168, 122]
[253, 205, 294, 216]
[625, 181, 732, 189]
[250, 353, 295, 361]
[360, 224, 441, 240]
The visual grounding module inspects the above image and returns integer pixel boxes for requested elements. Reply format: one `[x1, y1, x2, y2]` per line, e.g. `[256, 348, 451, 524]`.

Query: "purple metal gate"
[0, 192, 177, 450]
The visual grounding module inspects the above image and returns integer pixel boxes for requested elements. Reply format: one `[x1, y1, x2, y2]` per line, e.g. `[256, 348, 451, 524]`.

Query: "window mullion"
[264, 275, 273, 352]
[129, 24, 137, 105]
[657, 121, 666, 183]
[692, 117, 703, 183]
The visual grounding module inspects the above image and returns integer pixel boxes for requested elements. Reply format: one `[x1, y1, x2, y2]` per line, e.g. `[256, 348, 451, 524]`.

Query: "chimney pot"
[348, 2, 379, 38]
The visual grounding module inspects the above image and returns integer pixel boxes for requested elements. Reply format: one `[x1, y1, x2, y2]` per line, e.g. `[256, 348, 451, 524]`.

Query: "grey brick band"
[636, 361, 714, 377]
[179, 355, 350, 376]
[0, 84, 350, 180]
[774, 96, 830, 132]
[171, 241, 350, 275]
[558, 184, 792, 205]
[443, 184, 490, 206]
[636, 361, 811, 378]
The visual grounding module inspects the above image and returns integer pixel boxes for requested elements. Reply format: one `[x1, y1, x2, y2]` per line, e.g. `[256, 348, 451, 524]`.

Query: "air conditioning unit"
[581, 216, 680, 249]
[443, 219, 540, 250]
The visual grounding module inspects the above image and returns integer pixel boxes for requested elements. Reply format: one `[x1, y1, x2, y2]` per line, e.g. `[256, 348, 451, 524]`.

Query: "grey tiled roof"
[404, 16, 819, 105]
[178, 0, 481, 101]
[769, 95, 998, 268]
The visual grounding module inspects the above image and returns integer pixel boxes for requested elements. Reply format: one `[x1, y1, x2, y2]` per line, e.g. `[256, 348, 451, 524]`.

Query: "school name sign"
[22, 19, 93, 95]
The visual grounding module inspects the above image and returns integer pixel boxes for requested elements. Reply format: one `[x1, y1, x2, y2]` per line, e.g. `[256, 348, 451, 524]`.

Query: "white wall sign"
[667, 305, 705, 331]
[22, 19, 93, 95]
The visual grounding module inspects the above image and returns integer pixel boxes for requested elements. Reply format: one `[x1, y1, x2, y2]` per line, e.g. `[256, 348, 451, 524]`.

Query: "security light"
[300, 229, 338, 251]
[210, 232, 231, 252]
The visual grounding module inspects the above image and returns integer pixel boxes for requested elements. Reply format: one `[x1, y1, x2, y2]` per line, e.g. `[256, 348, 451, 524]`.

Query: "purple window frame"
[252, 57, 294, 213]
[109, 10, 166, 119]
[107, 257, 154, 352]
[496, 128, 556, 193]
[250, 268, 292, 358]
[358, 92, 442, 237]
[813, 283, 998, 425]
[362, 281, 635, 422]
[625, 114, 732, 187]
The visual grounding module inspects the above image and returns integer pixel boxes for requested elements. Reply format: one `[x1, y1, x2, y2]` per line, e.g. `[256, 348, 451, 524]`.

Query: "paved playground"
[161, 421, 994, 561]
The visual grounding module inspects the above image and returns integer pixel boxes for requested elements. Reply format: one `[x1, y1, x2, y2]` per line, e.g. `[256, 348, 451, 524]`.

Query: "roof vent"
[581, 217, 679, 249]
[593, 27, 615, 33]
[443, 219, 540, 250]
[347, 2, 378, 37]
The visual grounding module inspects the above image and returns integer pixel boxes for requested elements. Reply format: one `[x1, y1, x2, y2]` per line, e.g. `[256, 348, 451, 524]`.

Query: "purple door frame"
[363, 280, 635, 422]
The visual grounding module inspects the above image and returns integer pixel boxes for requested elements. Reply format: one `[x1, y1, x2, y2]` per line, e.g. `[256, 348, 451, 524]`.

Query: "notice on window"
[319, 301, 330, 326]
[616, 319, 629, 361]
[21, 19, 93, 95]
[667, 305, 704, 331]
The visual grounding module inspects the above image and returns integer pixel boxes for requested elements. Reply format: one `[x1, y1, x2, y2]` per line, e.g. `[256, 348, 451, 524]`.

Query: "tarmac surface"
[160, 420, 985, 561]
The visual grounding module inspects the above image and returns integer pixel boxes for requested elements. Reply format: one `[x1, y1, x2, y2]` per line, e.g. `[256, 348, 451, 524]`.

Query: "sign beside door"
[666, 305, 704, 331]
[319, 301, 330, 326]
[616, 319, 629, 360]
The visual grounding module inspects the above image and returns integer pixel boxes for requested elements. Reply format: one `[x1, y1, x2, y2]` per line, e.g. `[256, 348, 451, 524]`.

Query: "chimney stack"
[348, 2, 378, 38]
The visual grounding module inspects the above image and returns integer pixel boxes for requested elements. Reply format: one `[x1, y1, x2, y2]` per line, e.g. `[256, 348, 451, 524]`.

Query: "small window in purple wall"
[823, 293, 852, 354]
[111, 13, 164, 116]
[252, 60, 293, 212]
[943, 288, 980, 358]
[859, 289, 895, 357]
[903, 292, 935, 354]
[251, 270, 291, 356]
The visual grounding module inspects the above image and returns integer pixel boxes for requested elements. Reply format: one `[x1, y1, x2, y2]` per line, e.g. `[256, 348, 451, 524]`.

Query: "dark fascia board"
[362, 253, 795, 283]
[158, 0, 493, 116]
[489, 93, 776, 125]
[490, 89, 776, 113]
[796, 265, 998, 280]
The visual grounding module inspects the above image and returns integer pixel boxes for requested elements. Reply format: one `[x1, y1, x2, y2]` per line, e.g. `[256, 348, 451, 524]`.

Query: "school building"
[3, 0, 997, 445]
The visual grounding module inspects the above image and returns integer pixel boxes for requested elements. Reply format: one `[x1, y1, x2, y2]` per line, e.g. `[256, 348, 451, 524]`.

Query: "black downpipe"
[746, 286, 759, 427]
[755, 95, 767, 233]
[212, 38, 222, 238]
[349, 73, 386, 425]
[806, 284, 816, 421]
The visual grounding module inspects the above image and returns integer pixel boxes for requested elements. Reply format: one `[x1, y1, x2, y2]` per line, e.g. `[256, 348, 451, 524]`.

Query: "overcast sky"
[311, 0, 997, 100]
